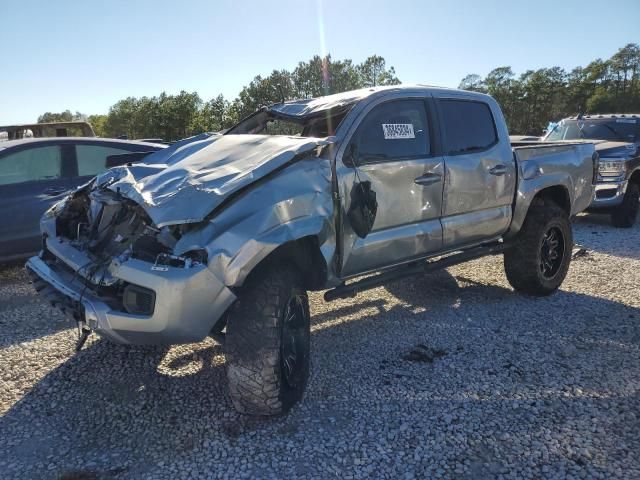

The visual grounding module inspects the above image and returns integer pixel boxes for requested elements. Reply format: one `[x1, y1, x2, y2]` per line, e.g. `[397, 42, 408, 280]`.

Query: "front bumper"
[26, 253, 236, 345]
[588, 180, 628, 209]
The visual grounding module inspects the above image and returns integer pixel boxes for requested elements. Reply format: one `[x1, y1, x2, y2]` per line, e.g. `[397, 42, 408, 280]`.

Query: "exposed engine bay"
[52, 184, 207, 282]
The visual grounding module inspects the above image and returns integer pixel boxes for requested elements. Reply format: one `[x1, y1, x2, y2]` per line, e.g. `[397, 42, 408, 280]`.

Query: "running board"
[324, 242, 510, 302]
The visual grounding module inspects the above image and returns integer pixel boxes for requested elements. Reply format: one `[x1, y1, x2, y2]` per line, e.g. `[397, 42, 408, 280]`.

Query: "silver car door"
[433, 94, 515, 249]
[337, 96, 444, 277]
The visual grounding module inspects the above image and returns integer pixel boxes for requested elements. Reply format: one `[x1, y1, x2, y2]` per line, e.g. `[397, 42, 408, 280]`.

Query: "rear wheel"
[504, 202, 573, 296]
[225, 264, 310, 415]
[611, 182, 639, 228]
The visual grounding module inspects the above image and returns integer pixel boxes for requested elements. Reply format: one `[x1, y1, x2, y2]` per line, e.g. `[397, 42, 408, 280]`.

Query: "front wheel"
[225, 264, 310, 415]
[611, 182, 639, 228]
[504, 203, 573, 296]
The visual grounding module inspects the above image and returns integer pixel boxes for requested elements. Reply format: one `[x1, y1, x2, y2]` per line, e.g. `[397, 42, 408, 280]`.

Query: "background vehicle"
[0, 137, 165, 261]
[0, 121, 96, 141]
[26, 86, 596, 415]
[543, 114, 640, 227]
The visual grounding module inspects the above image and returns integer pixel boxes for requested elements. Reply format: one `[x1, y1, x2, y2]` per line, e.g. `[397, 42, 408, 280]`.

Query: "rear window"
[439, 100, 497, 154]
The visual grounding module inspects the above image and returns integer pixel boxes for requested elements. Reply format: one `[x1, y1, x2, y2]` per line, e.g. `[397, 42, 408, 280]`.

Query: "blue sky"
[1, 0, 638, 124]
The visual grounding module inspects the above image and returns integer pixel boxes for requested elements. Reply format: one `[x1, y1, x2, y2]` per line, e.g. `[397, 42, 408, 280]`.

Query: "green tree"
[87, 114, 107, 137]
[191, 95, 230, 133]
[357, 55, 400, 87]
[231, 70, 295, 121]
[37, 110, 75, 123]
[104, 97, 139, 138]
[458, 43, 640, 134]
[517, 67, 567, 134]
[39, 54, 403, 141]
[293, 55, 363, 98]
[458, 74, 485, 92]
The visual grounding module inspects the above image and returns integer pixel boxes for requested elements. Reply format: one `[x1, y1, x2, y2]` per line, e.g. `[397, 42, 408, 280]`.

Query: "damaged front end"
[55, 183, 206, 274]
[27, 180, 236, 345]
[26, 132, 338, 346]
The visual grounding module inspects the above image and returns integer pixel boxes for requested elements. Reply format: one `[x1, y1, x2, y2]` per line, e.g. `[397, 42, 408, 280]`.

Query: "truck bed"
[508, 140, 596, 236]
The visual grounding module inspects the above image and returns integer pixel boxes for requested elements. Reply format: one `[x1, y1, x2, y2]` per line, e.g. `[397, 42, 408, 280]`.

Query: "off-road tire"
[611, 182, 639, 228]
[504, 202, 573, 296]
[225, 264, 310, 416]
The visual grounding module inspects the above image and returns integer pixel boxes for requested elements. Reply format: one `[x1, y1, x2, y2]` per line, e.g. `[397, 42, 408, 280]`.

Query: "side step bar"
[324, 242, 510, 302]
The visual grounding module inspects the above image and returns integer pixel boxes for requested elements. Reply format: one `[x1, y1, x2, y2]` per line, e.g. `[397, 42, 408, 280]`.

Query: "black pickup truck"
[543, 114, 640, 227]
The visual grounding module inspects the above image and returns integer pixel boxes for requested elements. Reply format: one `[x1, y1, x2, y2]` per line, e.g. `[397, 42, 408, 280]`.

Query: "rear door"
[339, 97, 445, 277]
[0, 143, 74, 258]
[434, 95, 516, 249]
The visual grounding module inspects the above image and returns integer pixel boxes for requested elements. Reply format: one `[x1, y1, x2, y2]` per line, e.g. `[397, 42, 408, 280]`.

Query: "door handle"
[414, 173, 442, 187]
[488, 164, 507, 176]
[43, 187, 68, 196]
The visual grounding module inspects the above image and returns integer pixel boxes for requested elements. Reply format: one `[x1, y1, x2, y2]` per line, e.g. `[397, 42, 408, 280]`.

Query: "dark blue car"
[0, 137, 165, 261]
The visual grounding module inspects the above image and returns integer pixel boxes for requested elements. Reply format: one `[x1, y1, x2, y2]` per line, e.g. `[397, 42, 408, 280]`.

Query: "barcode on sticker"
[382, 124, 415, 139]
[616, 119, 637, 124]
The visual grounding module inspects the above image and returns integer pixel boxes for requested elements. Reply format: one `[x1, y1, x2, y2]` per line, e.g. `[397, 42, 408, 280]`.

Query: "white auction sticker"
[616, 118, 637, 124]
[382, 124, 415, 139]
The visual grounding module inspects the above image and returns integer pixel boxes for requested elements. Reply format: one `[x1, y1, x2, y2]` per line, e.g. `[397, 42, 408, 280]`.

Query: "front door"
[0, 143, 73, 259]
[339, 97, 444, 277]
[434, 96, 516, 249]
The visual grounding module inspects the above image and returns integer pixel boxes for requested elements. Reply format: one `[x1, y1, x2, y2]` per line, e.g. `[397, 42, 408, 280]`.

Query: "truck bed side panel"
[508, 143, 595, 237]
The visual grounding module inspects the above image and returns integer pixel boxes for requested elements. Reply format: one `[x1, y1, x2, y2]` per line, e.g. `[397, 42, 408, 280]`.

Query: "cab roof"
[267, 84, 487, 118]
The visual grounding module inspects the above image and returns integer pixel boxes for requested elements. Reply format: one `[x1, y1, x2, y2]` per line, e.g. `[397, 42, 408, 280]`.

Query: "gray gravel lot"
[0, 213, 638, 480]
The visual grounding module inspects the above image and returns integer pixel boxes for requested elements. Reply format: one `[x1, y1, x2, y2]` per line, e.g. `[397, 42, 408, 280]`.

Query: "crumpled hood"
[593, 140, 638, 158]
[95, 134, 333, 228]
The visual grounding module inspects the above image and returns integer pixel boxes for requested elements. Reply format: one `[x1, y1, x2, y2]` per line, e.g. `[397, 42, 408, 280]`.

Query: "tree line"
[37, 44, 639, 140]
[459, 43, 640, 135]
[38, 55, 400, 141]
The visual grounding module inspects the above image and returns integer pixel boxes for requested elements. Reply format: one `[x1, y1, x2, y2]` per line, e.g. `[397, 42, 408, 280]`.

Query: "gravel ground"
[0, 213, 638, 480]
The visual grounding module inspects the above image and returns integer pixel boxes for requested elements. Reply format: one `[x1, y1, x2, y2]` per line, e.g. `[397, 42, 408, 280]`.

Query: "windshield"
[545, 118, 639, 142]
[226, 108, 349, 137]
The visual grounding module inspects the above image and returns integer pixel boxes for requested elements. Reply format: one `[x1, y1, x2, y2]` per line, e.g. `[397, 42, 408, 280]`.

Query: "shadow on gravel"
[383, 270, 464, 308]
[1, 268, 639, 478]
[572, 213, 640, 260]
[0, 263, 74, 349]
[0, 337, 282, 478]
[0, 261, 29, 285]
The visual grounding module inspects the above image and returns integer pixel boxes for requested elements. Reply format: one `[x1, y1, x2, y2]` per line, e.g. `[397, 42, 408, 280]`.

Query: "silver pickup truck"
[26, 86, 596, 415]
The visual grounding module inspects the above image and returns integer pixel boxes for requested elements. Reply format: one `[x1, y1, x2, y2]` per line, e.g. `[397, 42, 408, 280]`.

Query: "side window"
[76, 144, 134, 177]
[439, 100, 497, 154]
[0, 146, 62, 186]
[354, 100, 430, 161]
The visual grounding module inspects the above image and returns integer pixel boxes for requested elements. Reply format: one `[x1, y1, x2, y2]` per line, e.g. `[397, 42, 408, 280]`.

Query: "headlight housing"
[598, 158, 625, 177]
